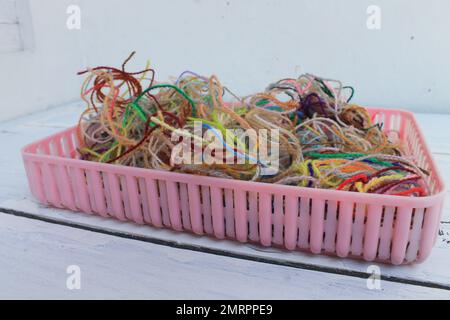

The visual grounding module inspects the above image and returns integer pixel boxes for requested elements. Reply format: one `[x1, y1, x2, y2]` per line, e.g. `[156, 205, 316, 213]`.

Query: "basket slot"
[157, 180, 171, 227]
[410, 134, 417, 158]
[412, 133, 420, 159]
[57, 164, 76, 211]
[336, 202, 354, 257]
[36, 145, 46, 155]
[233, 189, 248, 243]
[38, 143, 47, 155]
[61, 134, 74, 158]
[374, 113, 384, 129]
[403, 120, 413, 154]
[179, 183, 192, 231]
[245, 192, 257, 242]
[391, 206, 414, 265]
[125, 175, 144, 224]
[86, 169, 101, 213]
[105, 172, 126, 221]
[71, 128, 81, 146]
[210, 186, 225, 239]
[272, 195, 284, 246]
[70, 131, 82, 158]
[145, 178, 163, 227]
[408, 127, 417, 157]
[430, 179, 436, 195]
[89, 170, 108, 217]
[100, 173, 112, 217]
[166, 181, 182, 231]
[390, 114, 401, 132]
[377, 206, 395, 260]
[310, 199, 326, 254]
[283, 195, 299, 250]
[187, 183, 203, 235]
[405, 208, 425, 263]
[382, 112, 391, 131]
[102, 173, 112, 214]
[118, 176, 132, 220]
[418, 205, 442, 262]
[417, 146, 425, 169]
[38, 142, 62, 208]
[323, 200, 338, 253]
[137, 178, 152, 224]
[258, 193, 272, 247]
[200, 186, 214, 235]
[350, 203, 366, 256]
[48, 140, 59, 156]
[372, 113, 380, 126]
[41, 162, 62, 208]
[72, 168, 92, 214]
[223, 189, 235, 238]
[25, 161, 47, 204]
[363, 204, 383, 261]
[298, 197, 311, 249]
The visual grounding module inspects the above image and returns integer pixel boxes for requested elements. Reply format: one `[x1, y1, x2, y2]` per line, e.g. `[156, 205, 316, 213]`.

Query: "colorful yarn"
[76, 53, 430, 197]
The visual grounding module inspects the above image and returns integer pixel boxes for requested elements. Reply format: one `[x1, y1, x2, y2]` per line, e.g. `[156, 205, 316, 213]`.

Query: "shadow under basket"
[21, 107, 446, 265]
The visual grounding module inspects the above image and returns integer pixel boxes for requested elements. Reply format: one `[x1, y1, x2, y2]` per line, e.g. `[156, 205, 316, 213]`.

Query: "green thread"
[123, 84, 197, 128]
[135, 84, 197, 117]
[343, 86, 355, 103]
[255, 99, 269, 107]
[316, 78, 333, 97]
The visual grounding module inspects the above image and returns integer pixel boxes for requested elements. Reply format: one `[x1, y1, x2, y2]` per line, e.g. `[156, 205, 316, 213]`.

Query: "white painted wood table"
[1, 103, 449, 299]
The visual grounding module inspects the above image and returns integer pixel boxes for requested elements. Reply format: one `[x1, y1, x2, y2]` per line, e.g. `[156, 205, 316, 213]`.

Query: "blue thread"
[201, 123, 260, 164]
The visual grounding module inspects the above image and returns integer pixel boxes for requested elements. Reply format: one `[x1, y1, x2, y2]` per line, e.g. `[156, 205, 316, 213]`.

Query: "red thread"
[392, 187, 425, 197]
[336, 174, 368, 191]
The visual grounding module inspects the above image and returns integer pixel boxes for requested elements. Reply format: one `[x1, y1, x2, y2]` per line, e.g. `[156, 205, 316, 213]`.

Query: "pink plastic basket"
[21, 107, 445, 265]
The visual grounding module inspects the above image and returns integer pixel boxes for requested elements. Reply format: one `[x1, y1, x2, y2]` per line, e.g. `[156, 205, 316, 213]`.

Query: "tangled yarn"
[76, 53, 428, 197]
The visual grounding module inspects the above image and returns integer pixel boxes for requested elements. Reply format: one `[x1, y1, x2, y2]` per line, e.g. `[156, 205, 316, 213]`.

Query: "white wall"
[1, 0, 449, 121]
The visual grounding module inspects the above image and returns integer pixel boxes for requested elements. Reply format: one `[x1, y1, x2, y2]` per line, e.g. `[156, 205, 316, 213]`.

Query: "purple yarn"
[175, 70, 208, 86]
[301, 93, 328, 118]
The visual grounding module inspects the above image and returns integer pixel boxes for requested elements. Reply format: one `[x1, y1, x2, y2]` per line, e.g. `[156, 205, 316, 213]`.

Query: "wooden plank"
[0, 23, 21, 53]
[0, 0, 17, 24]
[1, 212, 448, 299]
[3, 198, 450, 289]
[0, 102, 449, 290]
